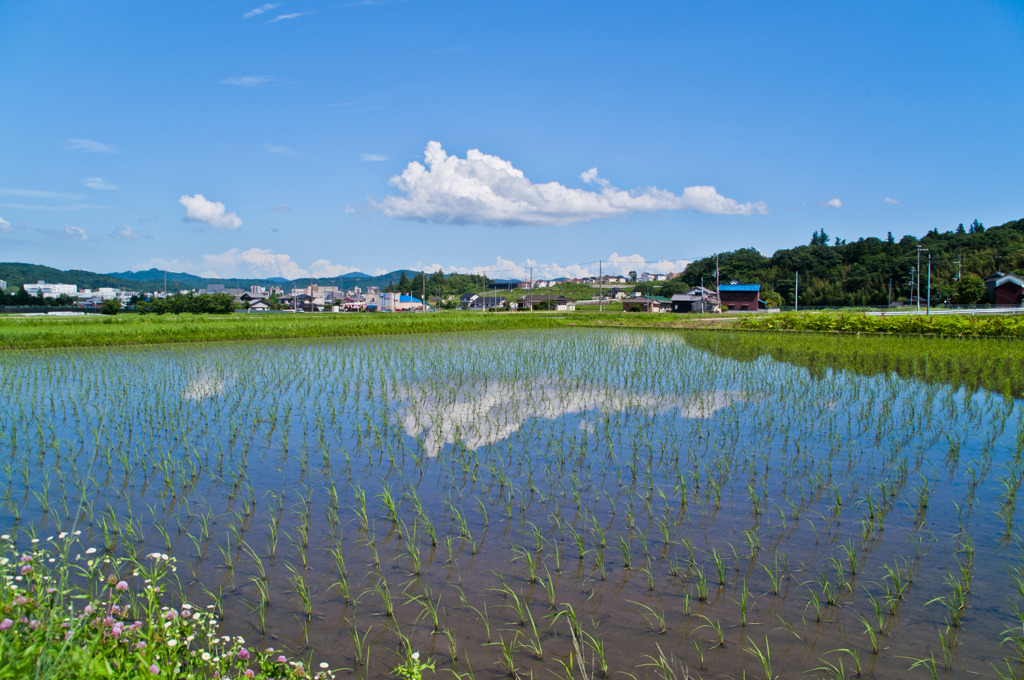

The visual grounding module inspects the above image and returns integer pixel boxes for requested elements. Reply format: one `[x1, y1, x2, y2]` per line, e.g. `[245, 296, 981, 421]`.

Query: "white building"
[23, 280, 78, 298]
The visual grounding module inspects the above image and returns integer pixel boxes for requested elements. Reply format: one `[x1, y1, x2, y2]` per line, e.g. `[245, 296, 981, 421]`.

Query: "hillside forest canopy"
[663, 218, 1024, 306]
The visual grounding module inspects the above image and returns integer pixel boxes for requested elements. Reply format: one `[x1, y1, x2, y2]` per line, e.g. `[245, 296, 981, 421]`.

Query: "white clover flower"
[85, 548, 96, 555]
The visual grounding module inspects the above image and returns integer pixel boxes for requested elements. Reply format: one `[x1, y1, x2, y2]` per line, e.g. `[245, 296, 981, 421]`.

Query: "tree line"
[665, 218, 1024, 307]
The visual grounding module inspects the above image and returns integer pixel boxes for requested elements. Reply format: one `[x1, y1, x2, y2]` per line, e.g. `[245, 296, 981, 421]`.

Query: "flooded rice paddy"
[1, 328, 1022, 679]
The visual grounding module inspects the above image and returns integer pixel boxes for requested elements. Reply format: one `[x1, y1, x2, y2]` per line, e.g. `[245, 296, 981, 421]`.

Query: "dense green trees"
[674, 218, 1024, 307]
[135, 292, 237, 314]
[396, 270, 495, 299]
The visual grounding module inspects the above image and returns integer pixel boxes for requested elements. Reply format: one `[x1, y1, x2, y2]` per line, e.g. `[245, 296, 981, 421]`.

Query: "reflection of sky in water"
[182, 374, 226, 400]
[396, 377, 741, 457]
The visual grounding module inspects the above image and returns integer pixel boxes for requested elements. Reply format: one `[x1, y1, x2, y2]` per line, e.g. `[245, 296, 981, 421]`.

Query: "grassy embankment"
[3, 308, 1024, 350]
[0, 311, 566, 350]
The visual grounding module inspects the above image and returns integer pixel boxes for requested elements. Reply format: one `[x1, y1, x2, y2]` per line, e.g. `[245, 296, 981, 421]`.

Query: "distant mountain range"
[0, 262, 437, 293]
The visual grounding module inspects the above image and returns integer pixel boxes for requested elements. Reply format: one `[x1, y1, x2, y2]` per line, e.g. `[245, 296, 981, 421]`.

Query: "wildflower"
[136, 641, 147, 650]
[202, 652, 212, 661]
[58, 532, 68, 539]
[320, 662, 329, 669]
[167, 639, 178, 648]
[149, 664, 160, 674]
[237, 648, 250, 660]
[116, 580, 129, 591]
[85, 548, 97, 555]
[0, 619, 12, 630]
[277, 655, 287, 663]
[84, 604, 94, 615]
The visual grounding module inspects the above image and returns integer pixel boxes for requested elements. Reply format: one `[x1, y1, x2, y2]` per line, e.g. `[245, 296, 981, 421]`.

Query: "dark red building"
[718, 283, 761, 311]
[985, 272, 1024, 306]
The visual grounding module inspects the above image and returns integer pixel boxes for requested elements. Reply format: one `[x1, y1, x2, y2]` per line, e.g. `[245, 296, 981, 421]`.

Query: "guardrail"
[865, 307, 1024, 317]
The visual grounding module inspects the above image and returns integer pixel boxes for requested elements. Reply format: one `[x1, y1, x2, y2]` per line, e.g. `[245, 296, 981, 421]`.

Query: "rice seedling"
[1, 326, 1022, 679]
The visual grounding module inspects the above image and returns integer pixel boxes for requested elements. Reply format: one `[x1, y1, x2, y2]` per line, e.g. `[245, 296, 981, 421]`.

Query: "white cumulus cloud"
[437, 253, 688, 281]
[179, 194, 243, 230]
[374, 141, 768, 226]
[310, 259, 360, 277]
[821, 198, 843, 209]
[0, 216, 11, 233]
[174, 248, 357, 280]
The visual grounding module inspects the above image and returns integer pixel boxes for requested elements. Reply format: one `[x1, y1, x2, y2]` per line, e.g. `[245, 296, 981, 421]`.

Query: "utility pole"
[795, 271, 799, 311]
[927, 253, 932, 315]
[598, 261, 603, 312]
[715, 253, 720, 296]
[956, 255, 962, 282]
[422, 270, 426, 312]
[916, 246, 928, 312]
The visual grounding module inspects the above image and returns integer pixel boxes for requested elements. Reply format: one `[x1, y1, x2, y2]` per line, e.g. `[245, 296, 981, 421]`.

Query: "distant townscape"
[2, 218, 1024, 313]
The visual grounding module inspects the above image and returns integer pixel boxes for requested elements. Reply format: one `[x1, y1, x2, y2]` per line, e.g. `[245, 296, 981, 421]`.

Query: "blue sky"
[1, 1, 1022, 281]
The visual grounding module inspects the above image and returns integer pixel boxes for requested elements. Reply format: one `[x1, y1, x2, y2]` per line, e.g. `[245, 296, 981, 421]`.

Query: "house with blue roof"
[718, 281, 762, 311]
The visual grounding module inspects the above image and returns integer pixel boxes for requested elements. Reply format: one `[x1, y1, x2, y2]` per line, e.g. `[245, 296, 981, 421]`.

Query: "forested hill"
[672, 218, 1024, 307]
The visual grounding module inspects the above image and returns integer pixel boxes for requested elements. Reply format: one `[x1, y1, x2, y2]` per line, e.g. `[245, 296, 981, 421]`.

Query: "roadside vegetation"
[4, 307, 1024, 350]
[737, 310, 1024, 337]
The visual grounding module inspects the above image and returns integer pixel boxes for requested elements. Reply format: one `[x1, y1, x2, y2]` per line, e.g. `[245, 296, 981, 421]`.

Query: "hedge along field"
[0, 312, 566, 350]
[737, 310, 1024, 337]
[2, 328, 1024, 679]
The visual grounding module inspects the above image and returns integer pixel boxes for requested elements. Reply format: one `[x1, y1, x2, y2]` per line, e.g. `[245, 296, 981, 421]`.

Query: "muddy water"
[1, 329, 1021, 679]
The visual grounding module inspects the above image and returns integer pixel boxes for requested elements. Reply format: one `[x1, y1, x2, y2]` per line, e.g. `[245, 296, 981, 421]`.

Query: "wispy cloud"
[84, 177, 117, 191]
[360, 153, 388, 162]
[243, 3, 279, 18]
[0, 188, 104, 211]
[264, 144, 304, 156]
[883, 197, 900, 205]
[268, 12, 310, 23]
[220, 75, 276, 87]
[62, 138, 120, 154]
[0, 188, 84, 200]
[375, 141, 768, 226]
[179, 194, 243, 230]
[819, 198, 843, 209]
[112, 224, 150, 240]
[64, 224, 89, 240]
[0, 217, 11, 233]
